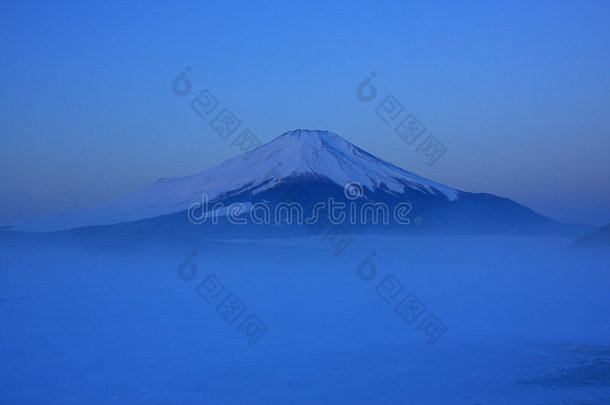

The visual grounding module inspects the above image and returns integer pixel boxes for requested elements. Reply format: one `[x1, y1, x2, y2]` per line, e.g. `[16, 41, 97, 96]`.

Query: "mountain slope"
[6, 129, 590, 236]
[9, 130, 457, 231]
[570, 224, 610, 248]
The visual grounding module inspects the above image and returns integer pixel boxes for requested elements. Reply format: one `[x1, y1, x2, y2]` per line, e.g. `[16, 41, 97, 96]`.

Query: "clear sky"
[1, 0, 609, 227]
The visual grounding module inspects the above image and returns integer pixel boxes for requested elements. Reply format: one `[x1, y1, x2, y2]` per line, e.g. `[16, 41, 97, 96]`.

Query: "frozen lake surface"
[1, 233, 609, 404]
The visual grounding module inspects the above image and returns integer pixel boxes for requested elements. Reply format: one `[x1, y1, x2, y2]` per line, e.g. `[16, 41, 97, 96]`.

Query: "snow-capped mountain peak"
[239, 129, 457, 200]
[9, 129, 458, 231]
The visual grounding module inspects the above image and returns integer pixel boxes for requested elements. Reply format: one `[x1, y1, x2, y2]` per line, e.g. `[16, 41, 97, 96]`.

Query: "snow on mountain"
[9, 129, 459, 232]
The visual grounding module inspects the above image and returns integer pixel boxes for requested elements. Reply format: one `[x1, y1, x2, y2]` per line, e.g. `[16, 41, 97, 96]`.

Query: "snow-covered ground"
[1, 233, 609, 404]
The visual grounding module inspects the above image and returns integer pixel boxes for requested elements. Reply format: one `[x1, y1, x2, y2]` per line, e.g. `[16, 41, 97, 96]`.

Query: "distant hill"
[571, 224, 610, 248]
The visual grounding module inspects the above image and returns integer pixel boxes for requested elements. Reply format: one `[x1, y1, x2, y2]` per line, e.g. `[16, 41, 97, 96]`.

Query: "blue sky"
[1, 0, 609, 226]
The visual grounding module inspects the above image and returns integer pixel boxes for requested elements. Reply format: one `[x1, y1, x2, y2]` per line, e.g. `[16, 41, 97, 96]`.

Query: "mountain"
[6, 129, 591, 236]
[570, 224, 610, 248]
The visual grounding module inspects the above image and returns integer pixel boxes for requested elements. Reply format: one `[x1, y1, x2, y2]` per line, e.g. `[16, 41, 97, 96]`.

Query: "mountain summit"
[239, 129, 457, 200]
[7, 129, 590, 235]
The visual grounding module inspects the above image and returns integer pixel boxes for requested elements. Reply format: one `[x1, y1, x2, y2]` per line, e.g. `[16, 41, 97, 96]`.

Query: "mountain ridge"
[5, 129, 591, 236]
